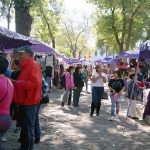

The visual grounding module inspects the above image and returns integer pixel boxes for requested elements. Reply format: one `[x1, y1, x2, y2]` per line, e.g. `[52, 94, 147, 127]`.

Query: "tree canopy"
[89, 0, 150, 53]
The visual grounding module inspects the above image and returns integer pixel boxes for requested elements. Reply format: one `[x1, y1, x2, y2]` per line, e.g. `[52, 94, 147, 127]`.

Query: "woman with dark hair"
[0, 56, 14, 149]
[108, 70, 125, 121]
[73, 66, 84, 107]
[61, 66, 74, 106]
[90, 64, 106, 117]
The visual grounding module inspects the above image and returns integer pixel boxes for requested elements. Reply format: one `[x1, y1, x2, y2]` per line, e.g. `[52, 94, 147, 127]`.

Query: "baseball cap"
[14, 46, 34, 56]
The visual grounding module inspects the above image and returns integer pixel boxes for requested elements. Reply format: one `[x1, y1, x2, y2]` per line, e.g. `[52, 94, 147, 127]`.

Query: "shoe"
[61, 102, 64, 106]
[96, 114, 99, 116]
[1, 136, 6, 142]
[109, 116, 115, 121]
[14, 127, 20, 133]
[90, 114, 93, 117]
[73, 104, 77, 108]
[131, 117, 139, 120]
[34, 139, 40, 144]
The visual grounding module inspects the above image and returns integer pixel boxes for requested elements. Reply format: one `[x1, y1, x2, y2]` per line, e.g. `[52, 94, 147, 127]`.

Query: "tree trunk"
[52, 38, 55, 49]
[7, 15, 10, 30]
[125, 19, 133, 51]
[15, 3, 33, 36]
[73, 50, 76, 58]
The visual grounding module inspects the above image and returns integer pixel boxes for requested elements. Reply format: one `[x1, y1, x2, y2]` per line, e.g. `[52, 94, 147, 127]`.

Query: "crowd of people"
[0, 46, 150, 150]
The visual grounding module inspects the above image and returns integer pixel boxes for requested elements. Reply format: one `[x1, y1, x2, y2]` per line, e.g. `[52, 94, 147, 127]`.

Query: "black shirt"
[11, 70, 20, 80]
[108, 79, 125, 93]
[74, 72, 84, 88]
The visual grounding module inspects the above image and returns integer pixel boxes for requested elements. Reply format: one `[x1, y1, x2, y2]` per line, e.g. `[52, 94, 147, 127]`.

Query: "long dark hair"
[0, 55, 9, 74]
[67, 66, 74, 73]
[75, 66, 82, 73]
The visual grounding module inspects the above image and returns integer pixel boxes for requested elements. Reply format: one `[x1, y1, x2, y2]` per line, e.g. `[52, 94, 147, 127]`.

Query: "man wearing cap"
[13, 46, 42, 150]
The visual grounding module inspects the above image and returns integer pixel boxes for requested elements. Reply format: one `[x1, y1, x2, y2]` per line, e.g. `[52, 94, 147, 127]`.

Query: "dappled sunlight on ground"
[2, 88, 150, 150]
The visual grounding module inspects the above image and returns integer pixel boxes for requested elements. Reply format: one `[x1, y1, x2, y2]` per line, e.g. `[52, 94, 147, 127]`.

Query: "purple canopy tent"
[0, 26, 39, 49]
[31, 42, 81, 64]
[119, 50, 139, 59]
[32, 42, 56, 54]
[139, 40, 150, 61]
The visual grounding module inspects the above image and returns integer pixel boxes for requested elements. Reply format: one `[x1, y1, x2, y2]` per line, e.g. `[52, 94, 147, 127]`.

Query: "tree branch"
[111, 7, 123, 51]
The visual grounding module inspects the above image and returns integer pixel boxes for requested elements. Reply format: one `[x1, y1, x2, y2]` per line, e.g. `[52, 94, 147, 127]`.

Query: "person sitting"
[0, 56, 14, 150]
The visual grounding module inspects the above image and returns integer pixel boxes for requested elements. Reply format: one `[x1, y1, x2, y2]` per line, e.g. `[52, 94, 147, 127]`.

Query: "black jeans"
[73, 87, 83, 107]
[91, 87, 104, 115]
[68, 89, 72, 106]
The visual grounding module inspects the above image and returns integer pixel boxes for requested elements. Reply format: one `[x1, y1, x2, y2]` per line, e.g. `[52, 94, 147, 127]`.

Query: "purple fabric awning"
[31, 42, 55, 54]
[119, 50, 139, 58]
[0, 26, 39, 49]
[31, 42, 82, 64]
[139, 40, 150, 61]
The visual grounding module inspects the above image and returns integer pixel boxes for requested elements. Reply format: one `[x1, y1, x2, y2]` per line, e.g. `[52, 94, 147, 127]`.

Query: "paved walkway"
[2, 89, 150, 150]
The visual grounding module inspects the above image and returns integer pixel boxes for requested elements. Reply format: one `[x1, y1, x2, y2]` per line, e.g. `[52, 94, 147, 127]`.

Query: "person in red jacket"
[13, 46, 42, 150]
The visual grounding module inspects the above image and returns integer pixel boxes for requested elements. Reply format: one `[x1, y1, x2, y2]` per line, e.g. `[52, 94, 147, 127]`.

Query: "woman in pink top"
[0, 56, 14, 149]
[61, 66, 74, 106]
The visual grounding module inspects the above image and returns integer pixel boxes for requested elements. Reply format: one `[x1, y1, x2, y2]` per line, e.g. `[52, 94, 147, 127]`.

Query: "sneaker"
[90, 114, 93, 117]
[96, 114, 99, 116]
[1, 136, 7, 142]
[109, 116, 115, 121]
[131, 117, 139, 120]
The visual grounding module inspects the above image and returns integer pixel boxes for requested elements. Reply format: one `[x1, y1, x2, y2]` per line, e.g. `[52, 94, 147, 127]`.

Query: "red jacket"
[13, 57, 42, 106]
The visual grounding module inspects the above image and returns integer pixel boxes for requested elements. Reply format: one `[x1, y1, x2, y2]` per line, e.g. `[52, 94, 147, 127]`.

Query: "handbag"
[0, 80, 8, 103]
[114, 94, 122, 103]
[61, 91, 69, 103]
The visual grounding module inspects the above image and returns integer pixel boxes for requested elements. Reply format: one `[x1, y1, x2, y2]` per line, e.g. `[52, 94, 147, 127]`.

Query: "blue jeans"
[110, 94, 120, 116]
[34, 104, 41, 142]
[0, 115, 11, 149]
[20, 105, 37, 150]
[91, 87, 104, 115]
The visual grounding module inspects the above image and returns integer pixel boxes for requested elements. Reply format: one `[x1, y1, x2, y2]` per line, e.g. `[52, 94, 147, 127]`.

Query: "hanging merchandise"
[46, 54, 54, 66]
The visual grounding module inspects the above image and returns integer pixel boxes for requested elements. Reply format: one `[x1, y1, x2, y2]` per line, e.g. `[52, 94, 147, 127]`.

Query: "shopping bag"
[61, 91, 69, 103]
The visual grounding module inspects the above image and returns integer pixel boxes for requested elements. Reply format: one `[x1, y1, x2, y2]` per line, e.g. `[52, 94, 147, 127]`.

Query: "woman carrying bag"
[61, 66, 74, 107]
[108, 70, 125, 121]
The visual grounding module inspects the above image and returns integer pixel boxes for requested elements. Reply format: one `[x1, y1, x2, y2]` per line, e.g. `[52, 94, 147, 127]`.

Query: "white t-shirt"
[92, 72, 106, 87]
